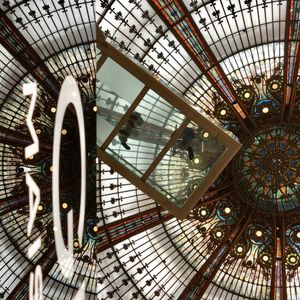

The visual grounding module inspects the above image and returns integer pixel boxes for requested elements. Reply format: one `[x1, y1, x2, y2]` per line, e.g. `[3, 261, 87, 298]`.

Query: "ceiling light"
[224, 207, 231, 214]
[262, 255, 269, 262]
[290, 256, 297, 263]
[51, 107, 56, 113]
[50, 166, 53, 172]
[203, 132, 209, 138]
[237, 246, 243, 253]
[61, 129, 67, 135]
[262, 107, 269, 114]
[37, 204, 43, 211]
[255, 230, 263, 237]
[93, 106, 98, 112]
[193, 157, 200, 164]
[62, 202, 68, 209]
[271, 82, 279, 90]
[35, 128, 41, 135]
[215, 231, 222, 238]
[93, 226, 98, 232]
[296, 232, 300, 239]
[220, 109, 227, 116]
[244, 91, 251, 99]
[200, 209, 207, 216]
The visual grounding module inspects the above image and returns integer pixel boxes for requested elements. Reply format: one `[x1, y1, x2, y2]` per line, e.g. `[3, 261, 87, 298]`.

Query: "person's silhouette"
[118, 111, 144, 150]
[173, 127, 196, 160]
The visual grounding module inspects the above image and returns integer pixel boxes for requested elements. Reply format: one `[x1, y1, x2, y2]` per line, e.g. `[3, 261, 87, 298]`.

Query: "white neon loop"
[29, 265, 43, 300]
[26, 173, 41, 237]
[24, 82, 39, 158]
[52, 76, 86, 278]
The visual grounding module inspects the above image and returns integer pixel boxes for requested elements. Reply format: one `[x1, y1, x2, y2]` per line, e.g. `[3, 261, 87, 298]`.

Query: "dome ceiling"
[97, 0, 300, 299]
[0, 0, 97, 298]
[0, 1, 300, 300]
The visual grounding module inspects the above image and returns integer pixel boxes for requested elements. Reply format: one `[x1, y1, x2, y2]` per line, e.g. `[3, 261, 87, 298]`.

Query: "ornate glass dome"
[234, 125, 300, 213]
[0, 0, 300, 300]
[96, 1, 300, 299]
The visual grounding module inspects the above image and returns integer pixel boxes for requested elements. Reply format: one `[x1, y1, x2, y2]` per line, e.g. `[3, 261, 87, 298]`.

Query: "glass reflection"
[106, 90, 185, 175]
[147, 122, 227, 207]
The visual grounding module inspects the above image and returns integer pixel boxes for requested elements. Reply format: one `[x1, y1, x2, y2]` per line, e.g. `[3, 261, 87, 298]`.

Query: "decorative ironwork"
[2, 0, 300, 299]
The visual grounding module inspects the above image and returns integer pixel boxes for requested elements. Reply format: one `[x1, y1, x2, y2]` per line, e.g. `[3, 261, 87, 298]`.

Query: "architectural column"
[270, 216, 287, 300]
[280, 217, 287, 300]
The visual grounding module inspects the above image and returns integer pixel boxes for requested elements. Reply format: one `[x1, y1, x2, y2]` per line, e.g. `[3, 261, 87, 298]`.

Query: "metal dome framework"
[0, 0, 97, 299]
[0, 0, 300, 300]
[96, 1, 300, 300]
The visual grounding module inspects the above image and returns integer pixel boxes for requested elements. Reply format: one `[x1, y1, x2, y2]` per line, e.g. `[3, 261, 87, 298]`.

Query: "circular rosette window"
[233, 125, 300, 213]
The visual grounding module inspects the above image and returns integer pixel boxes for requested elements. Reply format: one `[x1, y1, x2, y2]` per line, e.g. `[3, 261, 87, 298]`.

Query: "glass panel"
[96, 58, 145, 146]
[146, 122, 227, 207]
[106, 90, 185, 175]
[97, 58, 144, 104]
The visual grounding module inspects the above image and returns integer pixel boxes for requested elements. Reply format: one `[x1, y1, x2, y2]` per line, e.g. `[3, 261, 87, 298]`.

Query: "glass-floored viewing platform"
[96, 29, 241, 219]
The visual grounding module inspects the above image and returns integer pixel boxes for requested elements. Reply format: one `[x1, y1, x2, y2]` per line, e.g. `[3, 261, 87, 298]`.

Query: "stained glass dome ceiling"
[0, 0, 97, 298]
[97, 0, 300, 299]
[0, 0, 300, 300]
[234, 125, 300, 213]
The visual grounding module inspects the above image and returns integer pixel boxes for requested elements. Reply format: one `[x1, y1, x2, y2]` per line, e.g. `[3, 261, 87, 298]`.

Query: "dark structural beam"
[0, 125, 52, 153]
[270, 217, 277, 300]
[281, 0, 300, 122]
[96, 207, 173, 253]
[0, 187, 50, 213]
[146, 0, 257, 135]
[0, 9, 60, 100]
[0, 177, 80, 215]
[0, 193, 29, 216]
[178, 208, 252, 300]
[0, 125, 74, 155]
[280, 217, 287, 300]
[195, 211, 253, 299]
[195, 184, 233, 207]
[7, 242, 56, 300]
